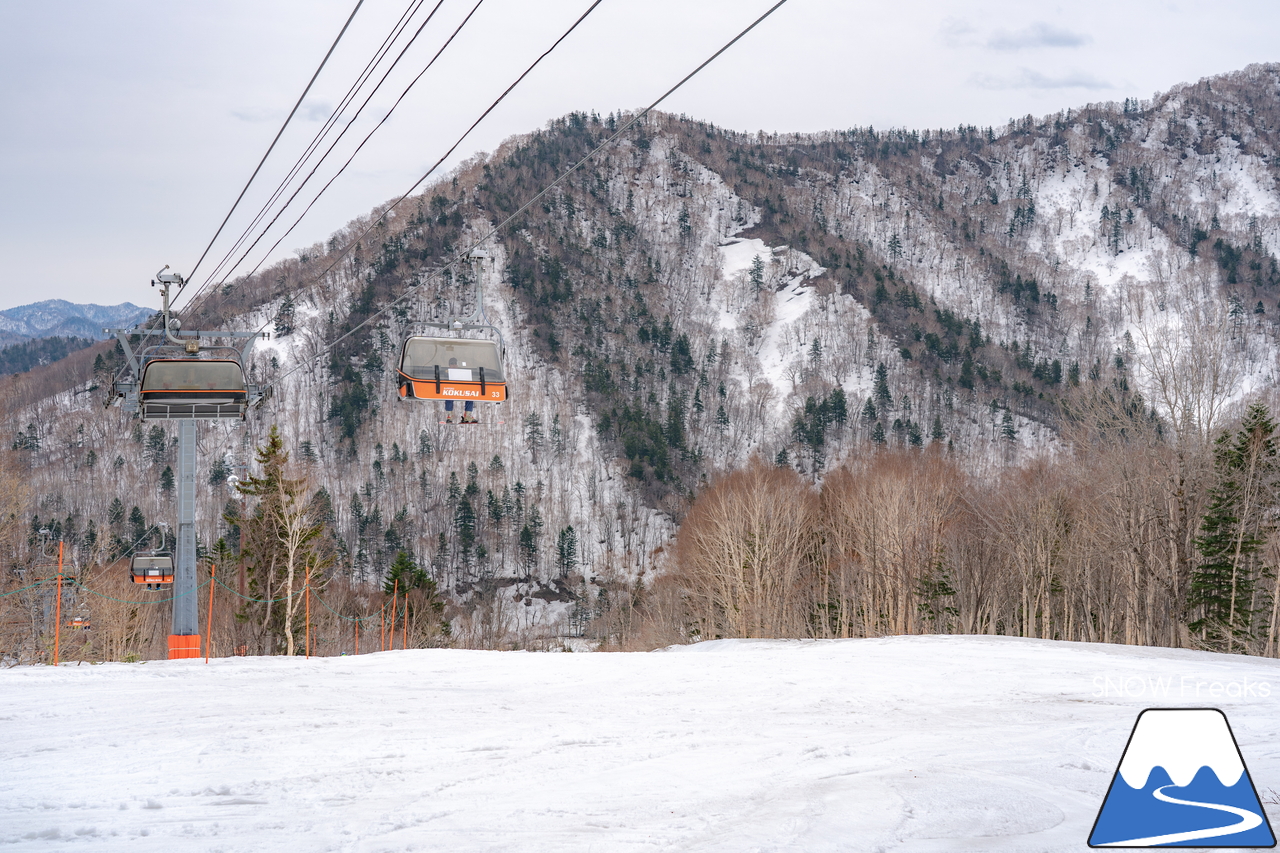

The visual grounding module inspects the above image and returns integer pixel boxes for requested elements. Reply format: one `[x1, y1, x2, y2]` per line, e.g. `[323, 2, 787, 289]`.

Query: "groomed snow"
[2, 636, 1277, 851]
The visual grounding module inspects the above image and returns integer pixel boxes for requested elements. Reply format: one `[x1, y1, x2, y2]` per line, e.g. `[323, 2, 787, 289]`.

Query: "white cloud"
[232, 107, 283, 123]
[972, 67, 1113, 90]
[939, 17, 978, 46]
[303, 100, 332, 122]
[987, 22, 1092, 51]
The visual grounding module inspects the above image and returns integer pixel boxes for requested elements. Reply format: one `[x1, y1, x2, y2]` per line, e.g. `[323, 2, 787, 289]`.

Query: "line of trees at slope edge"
[665, 399, 1280, 656]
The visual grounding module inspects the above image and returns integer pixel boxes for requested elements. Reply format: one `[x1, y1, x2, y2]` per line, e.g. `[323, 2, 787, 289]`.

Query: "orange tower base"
[167, 634, 201, 659]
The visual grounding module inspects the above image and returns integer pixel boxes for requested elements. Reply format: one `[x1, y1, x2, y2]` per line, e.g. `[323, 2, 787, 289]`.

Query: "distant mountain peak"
[0, 299, 153, 341]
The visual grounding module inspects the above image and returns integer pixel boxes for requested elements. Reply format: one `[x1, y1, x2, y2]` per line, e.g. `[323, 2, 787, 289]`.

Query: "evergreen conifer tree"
[1189, 403, 1278, 650]
[518, 524, 538, 575]
[1001, 411, 1017, 441]
[749, 255, 765, 292]
[874, 363, 892, 407]
[556, 526, 578, 578]
[235, 425, 329, 655]
[384, 550, 447, 646]
[828, 387, 848, 426]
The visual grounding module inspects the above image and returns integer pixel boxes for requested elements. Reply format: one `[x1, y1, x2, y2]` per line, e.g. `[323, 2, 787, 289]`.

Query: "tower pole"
[53, 541, 63, 666]
[169, 419, 201, 659]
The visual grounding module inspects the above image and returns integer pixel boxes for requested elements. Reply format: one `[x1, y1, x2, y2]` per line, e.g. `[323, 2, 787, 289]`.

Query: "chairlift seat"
[397, 337, 507, 403]
[130, 554, 174, 587]
[139, 359, 248, 420]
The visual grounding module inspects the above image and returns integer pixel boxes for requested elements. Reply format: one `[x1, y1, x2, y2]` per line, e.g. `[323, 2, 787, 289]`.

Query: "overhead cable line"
[185, 0, 366, 287]
[189, 0, 426, 302]
[300, 0, 607, 292]
[212, 576, 308, 605]
[182, 0, 439, 311]
[268, 0, 792, 391]
[183, 0, 455, 312]
[71, 576, 213, 606]
[207, 0, 604, 348]
[212, 0, 488, 297]
[185, 0, 435, 303]
[0, 580, 48, 600]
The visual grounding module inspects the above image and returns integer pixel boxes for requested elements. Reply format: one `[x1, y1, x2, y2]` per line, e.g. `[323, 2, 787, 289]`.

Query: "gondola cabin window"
[401, 338, 504, 382]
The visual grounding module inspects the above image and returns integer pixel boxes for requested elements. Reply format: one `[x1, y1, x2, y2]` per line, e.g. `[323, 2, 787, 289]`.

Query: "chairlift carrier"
[397, 249, 508, 404]
[106, 267, 266, 421]
[131, 554, 174, 588]
[139, 358, 249, 420]
[398, 334, 507, 402]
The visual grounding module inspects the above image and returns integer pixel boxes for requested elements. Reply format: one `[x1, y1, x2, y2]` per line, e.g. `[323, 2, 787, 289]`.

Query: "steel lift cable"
[266, 0, 793, 393]
[181, 0, 438, 311]
[303, 0, 607, 288]
[216, 0, 488, 295]
[185, 0, 454, 311]
[188, 0, 427, 304]
[185, 0, 366, 288]
[211, 0, 605, 350]
[68, 577, 213, 606]
[187, 0, 439, 305]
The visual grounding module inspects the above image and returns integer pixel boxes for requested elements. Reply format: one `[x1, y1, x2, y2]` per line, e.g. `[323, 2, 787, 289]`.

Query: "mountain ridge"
[0, 299, 153, 342]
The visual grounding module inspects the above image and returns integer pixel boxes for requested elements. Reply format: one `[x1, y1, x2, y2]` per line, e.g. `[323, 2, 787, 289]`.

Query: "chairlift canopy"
[130, 554, 174, 586]
[139, 358, 248, 420]
[397, 337, 507, 403]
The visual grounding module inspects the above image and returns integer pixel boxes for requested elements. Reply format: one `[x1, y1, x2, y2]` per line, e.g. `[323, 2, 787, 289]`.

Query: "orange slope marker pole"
[402, 598, 408, 650]
[53, 541, 64, 666]
[205, 564, 215, 664]
[389, 580, 399, 651]
[305, 574, 311, 660]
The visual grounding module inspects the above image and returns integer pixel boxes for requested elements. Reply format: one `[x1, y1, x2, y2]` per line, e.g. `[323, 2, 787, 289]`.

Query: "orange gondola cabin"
[138, 358, 249, 420]
[397, 337, 507, 403]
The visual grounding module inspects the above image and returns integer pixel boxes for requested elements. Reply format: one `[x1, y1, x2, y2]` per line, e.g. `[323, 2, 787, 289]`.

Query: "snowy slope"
[2, 636, 1277, 852]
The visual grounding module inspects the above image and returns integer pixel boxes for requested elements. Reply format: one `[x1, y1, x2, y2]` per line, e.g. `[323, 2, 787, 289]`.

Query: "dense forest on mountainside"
[6, 64, 1280, 661]
[0, 336, 95, 376]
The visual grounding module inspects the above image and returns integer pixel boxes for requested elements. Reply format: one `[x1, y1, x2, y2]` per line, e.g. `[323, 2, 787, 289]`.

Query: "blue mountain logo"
[1089, 708, 1276, 847]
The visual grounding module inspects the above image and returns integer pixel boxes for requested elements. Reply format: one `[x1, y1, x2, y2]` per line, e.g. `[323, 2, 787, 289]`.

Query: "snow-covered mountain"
[0, 299, 152, 342]
[7, 63, 1280, 652]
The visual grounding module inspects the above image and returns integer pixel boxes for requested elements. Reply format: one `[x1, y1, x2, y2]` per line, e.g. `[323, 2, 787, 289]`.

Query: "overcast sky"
[1, 0, 1277, 311]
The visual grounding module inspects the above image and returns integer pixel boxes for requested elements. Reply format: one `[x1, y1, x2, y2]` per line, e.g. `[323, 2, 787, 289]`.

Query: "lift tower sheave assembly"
[106, 268, 266, 659]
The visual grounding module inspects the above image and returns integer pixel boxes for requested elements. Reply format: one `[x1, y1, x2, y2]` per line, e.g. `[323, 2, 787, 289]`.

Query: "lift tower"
[107, 268, 265, 658]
